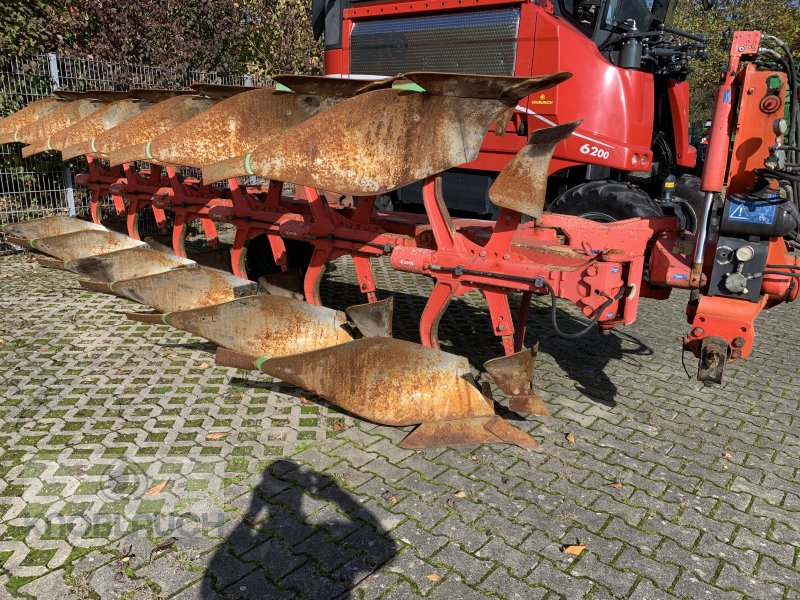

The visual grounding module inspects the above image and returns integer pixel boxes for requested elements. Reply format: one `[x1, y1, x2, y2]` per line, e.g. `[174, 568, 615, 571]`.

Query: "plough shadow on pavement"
[199, 459, 398, 599]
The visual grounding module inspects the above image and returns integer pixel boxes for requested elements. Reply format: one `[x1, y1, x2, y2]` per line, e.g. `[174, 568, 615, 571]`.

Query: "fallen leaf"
[381, 490, 398, 505]
[446, 498, 458, 510]
[149, 536, 178, 559]
[724, 452, 733, 460]
[300, 393, 316, 405]
[606, 481, 623, 490]
[500, 476, 509, 485]
[206, 432, 229, 440]
[565, 432, 576, 444]
[331, 420, 345, 432]
[198, 362, 209, 369]
[426, 574, 440, 582]
[561, 544, 586, 555]
[454, 490, 467, 498]
[146, 480, 168, 496]
[87, 352, 93, 358]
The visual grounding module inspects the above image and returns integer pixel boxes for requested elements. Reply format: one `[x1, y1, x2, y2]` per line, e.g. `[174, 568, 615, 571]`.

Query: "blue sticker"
[723, 89, 731, 104]
[727, 200, 776, 225]
[611, 267, 620, 273]
[673, 273, 688, 280]
[605, 312, 614, 319]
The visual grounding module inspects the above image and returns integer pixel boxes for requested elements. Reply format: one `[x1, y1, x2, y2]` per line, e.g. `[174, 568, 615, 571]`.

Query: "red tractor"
[314, 0, 709, 227]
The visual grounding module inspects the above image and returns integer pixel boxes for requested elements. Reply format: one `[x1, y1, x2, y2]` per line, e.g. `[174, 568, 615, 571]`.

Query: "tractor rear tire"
[674, 174, 706, 233]
[547, 180, 663, 222]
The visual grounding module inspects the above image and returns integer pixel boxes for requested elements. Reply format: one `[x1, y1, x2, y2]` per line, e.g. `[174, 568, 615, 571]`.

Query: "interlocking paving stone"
[1, 249, 800, 599]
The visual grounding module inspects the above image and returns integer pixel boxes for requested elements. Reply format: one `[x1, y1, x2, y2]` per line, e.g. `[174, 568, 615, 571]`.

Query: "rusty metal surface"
[403, 72, 571, 100]
[258, 337, 495, 426]
[399, 415, 538, 449]
[148, 89, 334, 169]
[257, 270, 304, 300]
[100, 267, 255, 312]
[488, 121, 580, 218]
[215, 347, 258, 370]
[50, 100, 153, 160]
[190, 83, 258, 100]
[63, 246, 196, 282]
[345, 297, 393, 338]
[1, 216, 106, 246]
[247, 88, 514, 196]
[102, 95, 215, 164]
[162, 295, 355, 357]
[15, 99, 105, 145]
[0, 97, 67, 144]
[484, 345, 550, 416]
[29, 230, 147, 261]
[128, 89, 196, 103]
[272, 75, 390, 98]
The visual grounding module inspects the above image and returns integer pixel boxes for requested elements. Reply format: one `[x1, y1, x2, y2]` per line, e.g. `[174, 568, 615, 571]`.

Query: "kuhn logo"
[531, 94, 553, 105]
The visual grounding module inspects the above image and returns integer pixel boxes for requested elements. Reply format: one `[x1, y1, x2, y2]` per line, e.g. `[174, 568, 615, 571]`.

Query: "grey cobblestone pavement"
[0, 249, 799, 599]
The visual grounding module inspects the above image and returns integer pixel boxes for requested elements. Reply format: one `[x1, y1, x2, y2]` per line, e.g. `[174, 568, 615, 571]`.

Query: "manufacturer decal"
[530, 93, 553, 106]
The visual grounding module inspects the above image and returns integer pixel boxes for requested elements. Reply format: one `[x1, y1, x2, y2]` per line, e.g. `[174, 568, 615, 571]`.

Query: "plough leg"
[172, 211, 188, 258]
[484, 288, 517, 356]
[420, 281, 458, 350]
[515, 291, 533, 353]
[352, 254, 378, 303]
[304, 247, 330, 305]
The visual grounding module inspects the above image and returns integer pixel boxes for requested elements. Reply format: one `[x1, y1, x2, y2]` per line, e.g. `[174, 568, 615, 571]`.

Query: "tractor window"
[558, 0, 602, 33]
[604, 0, 655, 30]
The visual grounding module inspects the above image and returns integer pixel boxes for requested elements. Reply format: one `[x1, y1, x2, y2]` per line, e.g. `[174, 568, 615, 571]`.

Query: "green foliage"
[674, 0, 800, 120]
[0, 0, 322, 78]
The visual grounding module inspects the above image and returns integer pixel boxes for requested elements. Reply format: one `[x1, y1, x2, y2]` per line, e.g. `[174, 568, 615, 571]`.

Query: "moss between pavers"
[42, 522, 76, 540]
[21, 503, 50, 518]
[20, 547, 56, 567]
[186, 479, 209, 492]
[61, 501, 92, 517]
[1, 484, 26, 497]
[225, 459, 249, 473]
[137, 499, 164, 514]
[39, 482, 68, 496]
[6, 574, 37, 597]
[84, 522, 115, 539]
[1, 524, 32, 542]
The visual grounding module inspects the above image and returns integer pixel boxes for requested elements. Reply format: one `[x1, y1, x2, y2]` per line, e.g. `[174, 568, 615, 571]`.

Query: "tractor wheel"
[547, 180, 663, 222]
[674, 174, 706, 233]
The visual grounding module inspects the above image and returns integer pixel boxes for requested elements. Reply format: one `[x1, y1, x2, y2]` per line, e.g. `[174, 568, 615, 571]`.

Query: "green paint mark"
[108, 282, 114, 292]
[13, 130, 18, 142]
[46, 138, 53, 150]
[244, 153, 254, 175]
[145, 140, 153, 160]
[393, 82, 426, 93]
[90, 138, 97, 153]
[275, 83, 293, 93]
[161, 313, 169, 325]
[255, 356, 269, 370]
[63, 261, 69, 269]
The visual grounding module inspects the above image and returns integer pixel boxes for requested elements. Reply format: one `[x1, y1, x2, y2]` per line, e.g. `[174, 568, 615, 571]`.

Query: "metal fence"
[0, 54, 256, 253]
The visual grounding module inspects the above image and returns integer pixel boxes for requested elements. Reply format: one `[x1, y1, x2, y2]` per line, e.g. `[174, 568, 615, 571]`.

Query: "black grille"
[349, 8, 520, 76]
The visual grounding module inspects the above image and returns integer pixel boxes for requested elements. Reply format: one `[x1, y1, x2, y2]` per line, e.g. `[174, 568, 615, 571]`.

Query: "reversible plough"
[2, 30, 799, 448]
